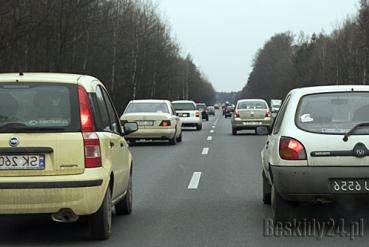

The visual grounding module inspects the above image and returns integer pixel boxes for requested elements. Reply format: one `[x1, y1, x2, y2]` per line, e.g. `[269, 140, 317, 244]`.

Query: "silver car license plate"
[243, 121, 262, 126]
[330, 179, 369, 193]
[0, 155, 45, 170]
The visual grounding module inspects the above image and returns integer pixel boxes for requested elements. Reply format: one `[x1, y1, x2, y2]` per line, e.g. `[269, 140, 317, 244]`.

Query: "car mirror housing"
[122, 122, 138, 136]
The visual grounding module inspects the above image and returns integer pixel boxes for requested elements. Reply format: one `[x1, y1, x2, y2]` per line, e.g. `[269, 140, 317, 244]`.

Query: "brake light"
[195, 111, 200, 117]
[265, 111, 271, 118]
[160, 120, 171, 127]
[78, 85, 94, 132]
[78, 85, 101, 168]
[234, 111, 240, 118]
[279, 137, 307, 160]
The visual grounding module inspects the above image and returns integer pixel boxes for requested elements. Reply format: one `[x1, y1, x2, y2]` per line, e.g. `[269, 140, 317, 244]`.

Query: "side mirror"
[122, 122, 138, 136]
[256, 126, 269, 135]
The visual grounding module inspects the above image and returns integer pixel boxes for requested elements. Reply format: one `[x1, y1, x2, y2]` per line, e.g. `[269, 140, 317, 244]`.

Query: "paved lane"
[2, 111, 369, 246]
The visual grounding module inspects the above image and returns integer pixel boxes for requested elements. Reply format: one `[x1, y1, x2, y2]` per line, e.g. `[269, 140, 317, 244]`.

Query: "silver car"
[261, 85, 369, 222]
[231, 99, 272, 135]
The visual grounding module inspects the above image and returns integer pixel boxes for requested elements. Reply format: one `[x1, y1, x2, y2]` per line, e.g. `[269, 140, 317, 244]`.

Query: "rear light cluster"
[265, 111, 271, 118]
[279, 137, 307, 160]
[78, 85, 102, 168]
[234, 111, 240, 118]
[195, 111, 201, 117]
[159, 120, 171, 127]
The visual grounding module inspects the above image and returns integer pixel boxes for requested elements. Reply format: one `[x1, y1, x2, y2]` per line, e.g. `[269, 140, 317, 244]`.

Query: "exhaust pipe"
[51, 208, 79, 223]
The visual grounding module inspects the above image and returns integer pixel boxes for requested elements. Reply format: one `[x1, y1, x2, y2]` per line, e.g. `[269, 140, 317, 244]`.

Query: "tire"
[115, 174, 132, 215]
[206, 116, 209, 121]
[262, 171, 271, 205]
[89, 187, 112, 240]
[232, 128, 237, 135]
[271, 186, 292, 223]
[196, 124, 202, 130]
[169, 132, 177, 145]
[176, 131, 182, 142]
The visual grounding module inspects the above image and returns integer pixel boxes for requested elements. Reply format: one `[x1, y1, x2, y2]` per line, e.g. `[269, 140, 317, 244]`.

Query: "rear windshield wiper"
[0, 123, 66, 132]
[343, 122, 369, 142]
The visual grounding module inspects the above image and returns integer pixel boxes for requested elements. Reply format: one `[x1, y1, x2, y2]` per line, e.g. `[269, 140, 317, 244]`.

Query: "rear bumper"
[232, 118, 272, 129]
[0, 168, 109, 215]
[126, 128, 176, 139]
[180, 117, 202, 126]
[270, 165, 369, 202]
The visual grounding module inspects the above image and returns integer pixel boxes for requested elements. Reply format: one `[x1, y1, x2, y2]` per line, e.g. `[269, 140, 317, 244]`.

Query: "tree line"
[0, 0, 216, 113]
[240, 0, 369, 103]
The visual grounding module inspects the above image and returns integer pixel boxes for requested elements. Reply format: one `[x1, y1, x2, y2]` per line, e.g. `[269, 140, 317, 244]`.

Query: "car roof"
[129, 99, 169, 104]
[290, 85, 369, 97]
[0, 73, 103, 93]
[172, 100, 195, 103]
[237, 99, 267, 103]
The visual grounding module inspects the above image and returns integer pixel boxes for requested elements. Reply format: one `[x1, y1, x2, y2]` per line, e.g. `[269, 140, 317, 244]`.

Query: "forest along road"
[1, 111, 369, 246]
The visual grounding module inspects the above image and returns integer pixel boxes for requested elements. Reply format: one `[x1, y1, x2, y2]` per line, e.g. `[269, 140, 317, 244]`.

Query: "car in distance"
[121, 100, 182, 145]
[231, 99, 272, 135]
[196, 103, 209, 121]
[224, 104, 234, 118]
[172, 100, 202, 130]
[208, 106, 215, 116]
[0, 73, 137, 240]
[261, 85, 369, 222]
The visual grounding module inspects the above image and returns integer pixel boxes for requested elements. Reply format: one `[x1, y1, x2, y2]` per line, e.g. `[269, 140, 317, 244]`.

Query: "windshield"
[196, 104, 206, 110]
[296, 92, 369, 134]
[238, 101, 267, 110]
[125, 102, 169, 114]
[0, 83, 79, 132]
[172, 102, 196, 111]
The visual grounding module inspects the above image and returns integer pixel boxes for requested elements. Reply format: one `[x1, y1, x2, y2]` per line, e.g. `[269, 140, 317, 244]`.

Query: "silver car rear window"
[238, 101, 267, 109]
[172, 102, 196, 111]
[296, 92, 369, 134]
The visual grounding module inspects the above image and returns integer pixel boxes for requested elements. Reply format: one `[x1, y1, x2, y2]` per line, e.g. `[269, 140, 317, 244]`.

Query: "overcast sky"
[153, 0, 358, 92]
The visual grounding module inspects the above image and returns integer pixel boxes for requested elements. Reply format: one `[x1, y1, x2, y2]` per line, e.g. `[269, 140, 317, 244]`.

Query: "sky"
[153, 0, 359, 92]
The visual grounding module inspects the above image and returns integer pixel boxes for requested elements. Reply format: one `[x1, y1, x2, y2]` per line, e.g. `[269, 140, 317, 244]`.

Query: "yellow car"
[0, 73, 138, 240]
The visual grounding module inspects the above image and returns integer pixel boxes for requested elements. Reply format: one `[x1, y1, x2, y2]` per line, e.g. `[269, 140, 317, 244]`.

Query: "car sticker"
[300, 114, 314, 123]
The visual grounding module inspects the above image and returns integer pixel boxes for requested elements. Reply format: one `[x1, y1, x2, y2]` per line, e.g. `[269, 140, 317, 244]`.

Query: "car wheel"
[262, 171, 271, 205]
[271, 186, 291, 223]
[232, 128, 237, 135]
[115, 174, 132, 215]
[169, 132, 177, 145]
[196, 124, 202, 130]
[176, 131, 182, 142]
[89, 187, 112, 240]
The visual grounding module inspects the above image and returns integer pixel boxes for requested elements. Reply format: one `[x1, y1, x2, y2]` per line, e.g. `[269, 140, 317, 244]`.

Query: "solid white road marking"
[202, 147, 209, 155]
[188, 172, 202, 189]
[210, 130, 214, 133]
[207, 136, 213, 141]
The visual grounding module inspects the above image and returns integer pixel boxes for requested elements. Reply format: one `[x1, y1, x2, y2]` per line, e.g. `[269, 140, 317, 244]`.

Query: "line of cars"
[120, 100, 215, 143]
[0, 72, 216, 240]
[258, 86, 369, 223]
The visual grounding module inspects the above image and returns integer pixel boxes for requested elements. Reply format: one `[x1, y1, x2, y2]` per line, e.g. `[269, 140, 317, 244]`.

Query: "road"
[1, 111, 369, 246]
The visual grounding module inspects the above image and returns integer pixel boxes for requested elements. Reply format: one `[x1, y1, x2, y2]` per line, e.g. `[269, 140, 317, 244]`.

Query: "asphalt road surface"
[2, 111, 369, 246]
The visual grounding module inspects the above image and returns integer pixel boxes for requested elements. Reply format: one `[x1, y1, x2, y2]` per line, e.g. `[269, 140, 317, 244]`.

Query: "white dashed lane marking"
[202, 147, 209, 155]
[207, 136, 212, 141]
[188, 172, 202, 189]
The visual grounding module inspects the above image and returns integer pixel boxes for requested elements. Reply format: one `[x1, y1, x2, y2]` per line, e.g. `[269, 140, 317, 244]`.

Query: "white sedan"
[120, 100, 182, 145]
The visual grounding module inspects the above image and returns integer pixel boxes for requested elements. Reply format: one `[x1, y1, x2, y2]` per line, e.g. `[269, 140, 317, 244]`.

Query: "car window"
[92, 86, 112, 132]
[172, 102, 196, 110]
[272, 95, 290, 135]
[0, 83, 79, 132]
[101, 87, 121, 134]
[296, 92, 369, 135]
[125, 102, 169, 113]
[238, 101, 267, 109]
